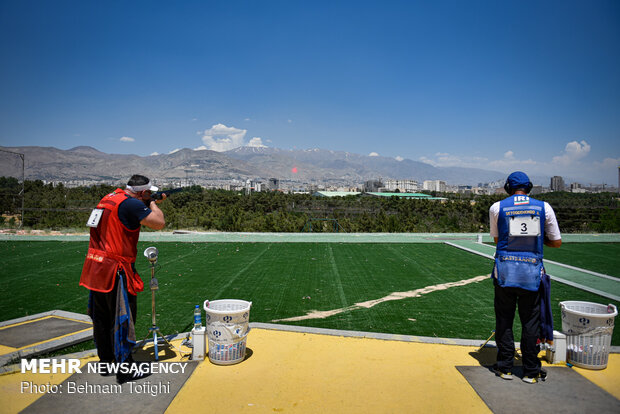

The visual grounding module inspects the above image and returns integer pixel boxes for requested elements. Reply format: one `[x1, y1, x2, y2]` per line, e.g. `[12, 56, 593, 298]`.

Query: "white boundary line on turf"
[444, 242, 620, 302]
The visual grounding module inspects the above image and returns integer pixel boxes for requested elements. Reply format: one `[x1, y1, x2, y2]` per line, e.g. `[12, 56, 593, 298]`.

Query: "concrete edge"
[50, 310, 93, 323]
[0, 311, 94, 368]
[2, 324, 618, 375]
[547, 275, 620, 302]
[0, 332, 191, 375]
[0, 330, 93, 369]
[2, 232, 619, 243]
[0, 310, 91, 328]
[444, 241, 495, 260]
[544, 258, 620, 282]
[249, 322, 492, 346]
[248, 323, 620, 353]
[0, 311, 56, 328]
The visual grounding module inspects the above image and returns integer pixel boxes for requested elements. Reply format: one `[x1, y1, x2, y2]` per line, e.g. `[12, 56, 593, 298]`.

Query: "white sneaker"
[522, 369, 547, 384]
[493, 367, 513, 380]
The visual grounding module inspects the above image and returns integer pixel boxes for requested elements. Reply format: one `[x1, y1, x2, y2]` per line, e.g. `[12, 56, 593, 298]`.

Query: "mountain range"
[0, 145, 517, 187]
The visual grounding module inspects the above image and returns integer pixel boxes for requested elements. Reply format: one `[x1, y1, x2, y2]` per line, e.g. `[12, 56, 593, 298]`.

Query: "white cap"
[126, 182, 158, 192]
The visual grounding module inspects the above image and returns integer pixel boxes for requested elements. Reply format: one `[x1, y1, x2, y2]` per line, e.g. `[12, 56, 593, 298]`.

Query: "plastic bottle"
[194, 305, 202, 329]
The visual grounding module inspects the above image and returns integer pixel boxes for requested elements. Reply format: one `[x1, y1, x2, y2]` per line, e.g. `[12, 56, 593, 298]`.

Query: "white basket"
[560, 301, 617, 370]
[203, 299, 252, 365]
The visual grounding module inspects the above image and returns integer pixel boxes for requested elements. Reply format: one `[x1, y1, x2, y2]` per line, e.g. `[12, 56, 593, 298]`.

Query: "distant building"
[479, 186, 498, 195]
[550, 176, 565, 192]
[530, 185, 544, 195]
[268, 178, 280, 191]
[246, 179, 264, 194]
[364, 180, 383, 192]
[423, 180, 446, 192]
[583, 183, 608, 193]
[570, 182, 586, 193]
[384, 179, 419, 192]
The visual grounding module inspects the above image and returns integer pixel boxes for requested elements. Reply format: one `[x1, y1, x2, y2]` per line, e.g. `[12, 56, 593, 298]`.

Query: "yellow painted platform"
[1, 328, 619, 414]
[168, 329, 490, 413]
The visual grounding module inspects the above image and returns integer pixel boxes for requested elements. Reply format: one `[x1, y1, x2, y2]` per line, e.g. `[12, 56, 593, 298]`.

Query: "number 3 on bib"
[509, 215, 540, 237]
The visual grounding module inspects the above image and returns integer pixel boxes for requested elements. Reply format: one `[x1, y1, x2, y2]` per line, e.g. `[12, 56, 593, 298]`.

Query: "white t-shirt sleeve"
[489, 202, 500, 238]
[544, 202, 561, 241]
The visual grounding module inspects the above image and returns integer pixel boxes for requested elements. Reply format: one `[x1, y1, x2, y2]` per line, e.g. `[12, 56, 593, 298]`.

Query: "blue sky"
[1, 0, 619, 184]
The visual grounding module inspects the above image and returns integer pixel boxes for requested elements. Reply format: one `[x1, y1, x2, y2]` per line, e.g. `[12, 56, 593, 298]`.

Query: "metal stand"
[136, 261, 174, 360]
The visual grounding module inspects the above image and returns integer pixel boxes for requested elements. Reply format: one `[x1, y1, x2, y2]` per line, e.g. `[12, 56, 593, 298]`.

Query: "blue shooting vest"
[493, 195, 546, 291]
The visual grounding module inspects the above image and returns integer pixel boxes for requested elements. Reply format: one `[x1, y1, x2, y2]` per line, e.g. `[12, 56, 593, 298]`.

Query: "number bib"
[509, 215, 540, 237]
[86, 208, 104, 228]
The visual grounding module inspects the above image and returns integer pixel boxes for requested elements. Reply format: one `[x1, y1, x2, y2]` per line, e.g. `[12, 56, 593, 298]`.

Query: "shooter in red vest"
[80, 174, 166, 383]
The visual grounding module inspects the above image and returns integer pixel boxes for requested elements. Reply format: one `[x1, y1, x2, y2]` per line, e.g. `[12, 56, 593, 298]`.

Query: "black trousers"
[89, 272, 137, 363]
[494, 282, 541, 377]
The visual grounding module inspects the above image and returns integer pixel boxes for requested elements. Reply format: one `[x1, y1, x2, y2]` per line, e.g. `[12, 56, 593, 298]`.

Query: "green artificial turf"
[1, 240, 618, 348]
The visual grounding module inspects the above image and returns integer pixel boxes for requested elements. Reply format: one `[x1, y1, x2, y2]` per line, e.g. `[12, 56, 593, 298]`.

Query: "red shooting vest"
[79, 189, 144, 295]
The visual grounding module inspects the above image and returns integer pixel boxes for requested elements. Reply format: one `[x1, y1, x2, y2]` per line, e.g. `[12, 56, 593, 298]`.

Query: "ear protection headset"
[504, 180, 533, 194]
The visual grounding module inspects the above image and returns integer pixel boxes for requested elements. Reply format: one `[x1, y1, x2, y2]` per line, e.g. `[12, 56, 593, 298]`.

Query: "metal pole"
[151, 264, 157, 326]
[0, 149, 25, 228]
[20, 153, 24, 229]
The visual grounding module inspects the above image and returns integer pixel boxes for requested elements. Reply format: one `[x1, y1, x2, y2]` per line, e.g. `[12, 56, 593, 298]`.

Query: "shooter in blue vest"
[489, 171, 562, 383]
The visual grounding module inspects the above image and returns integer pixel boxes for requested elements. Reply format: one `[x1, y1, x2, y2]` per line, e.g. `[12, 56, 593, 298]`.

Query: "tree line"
[0, 177, 618, 233]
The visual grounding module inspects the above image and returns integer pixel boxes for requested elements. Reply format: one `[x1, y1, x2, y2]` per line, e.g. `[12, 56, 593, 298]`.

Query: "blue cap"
[506, 171, 531, 189]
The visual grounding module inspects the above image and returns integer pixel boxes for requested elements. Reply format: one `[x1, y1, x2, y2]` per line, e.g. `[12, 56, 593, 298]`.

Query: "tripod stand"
[136, 257, 174, 361]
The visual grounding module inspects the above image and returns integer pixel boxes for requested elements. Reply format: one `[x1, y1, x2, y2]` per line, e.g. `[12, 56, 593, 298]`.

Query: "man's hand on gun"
[140, 187, 184, 207]
[140, 191, 166, 207]
[150, 192, 167, 202]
